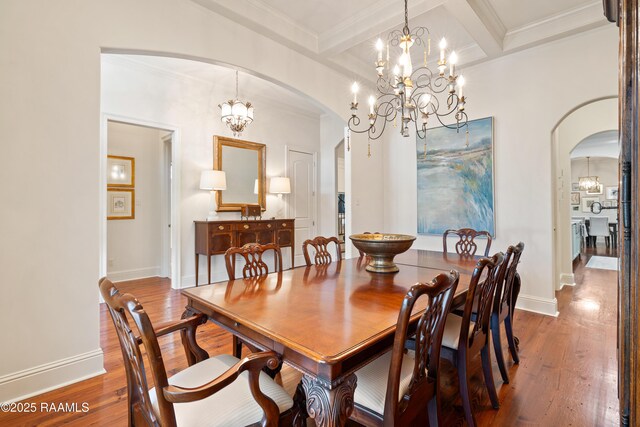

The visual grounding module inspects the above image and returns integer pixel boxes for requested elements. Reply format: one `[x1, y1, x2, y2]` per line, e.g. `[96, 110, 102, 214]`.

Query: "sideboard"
[194, 219, 295, 286]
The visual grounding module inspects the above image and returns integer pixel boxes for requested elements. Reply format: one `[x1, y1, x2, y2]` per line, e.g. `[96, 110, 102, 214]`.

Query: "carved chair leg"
[301, 373, 357, 427]
[481, 345, 500, 410]
[491, 317, 509, 384]
[504, 315, 520, 363]
[292, 380, 309, 427]
[427, 394, 440, 427]
[457, 355, 475, 427]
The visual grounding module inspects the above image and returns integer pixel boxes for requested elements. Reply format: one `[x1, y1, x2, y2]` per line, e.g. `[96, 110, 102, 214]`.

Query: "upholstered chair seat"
[353, 350, 416, 416]
[149, 353, 293, 427]
[441, 314, 476, 350]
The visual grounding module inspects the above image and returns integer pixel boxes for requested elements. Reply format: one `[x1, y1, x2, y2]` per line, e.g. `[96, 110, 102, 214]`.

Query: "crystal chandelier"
[348, 0, 468, 153]
[578, 156, 600, 191]
[219, 70, 254, 137]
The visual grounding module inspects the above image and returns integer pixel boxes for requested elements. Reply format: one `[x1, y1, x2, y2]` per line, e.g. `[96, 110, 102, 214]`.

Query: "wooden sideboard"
[194, 219, 295, 286]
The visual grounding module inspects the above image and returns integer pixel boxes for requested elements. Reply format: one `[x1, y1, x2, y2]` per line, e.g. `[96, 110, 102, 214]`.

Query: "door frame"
[160, 133, 173, 278]
[284, 145, 318, 261]
[99, 113, 182, 289]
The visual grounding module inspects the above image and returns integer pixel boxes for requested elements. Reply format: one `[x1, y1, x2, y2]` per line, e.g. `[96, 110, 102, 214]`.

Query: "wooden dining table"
[182, 249, 481, 427]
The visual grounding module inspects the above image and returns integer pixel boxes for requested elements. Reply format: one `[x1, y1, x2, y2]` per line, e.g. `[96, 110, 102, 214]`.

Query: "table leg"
[301, 374, 357, 427]
[207, 254, 212, 284]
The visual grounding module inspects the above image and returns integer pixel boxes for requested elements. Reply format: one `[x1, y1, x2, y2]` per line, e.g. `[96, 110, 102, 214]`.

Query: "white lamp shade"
[200, 170, 227, 191]
[269, 177, 291, 194]
[220, 102, 232, 119]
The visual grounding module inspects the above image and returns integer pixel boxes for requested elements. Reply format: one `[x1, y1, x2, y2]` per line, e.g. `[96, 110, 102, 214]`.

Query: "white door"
[288, 149, 317, 267]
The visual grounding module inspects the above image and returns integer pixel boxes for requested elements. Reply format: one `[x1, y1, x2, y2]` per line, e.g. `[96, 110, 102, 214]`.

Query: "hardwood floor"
[0, 252, 619, 426]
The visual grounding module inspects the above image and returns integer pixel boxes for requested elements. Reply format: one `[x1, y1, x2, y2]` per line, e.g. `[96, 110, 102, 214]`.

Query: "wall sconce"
[200, 170, 226, 220]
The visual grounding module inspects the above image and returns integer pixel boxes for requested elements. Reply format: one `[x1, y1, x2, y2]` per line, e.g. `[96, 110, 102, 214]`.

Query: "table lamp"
[200, 170, 226, 220]
[269, 176, 290, 218]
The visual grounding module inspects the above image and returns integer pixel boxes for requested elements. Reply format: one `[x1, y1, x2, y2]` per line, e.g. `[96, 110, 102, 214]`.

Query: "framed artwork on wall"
[586, 183, 603, 195]
[570, 192, 580, 205]
[107, 155, 135, 188]
[416, 117, 495, 236]
[582, 196, 599, 213]
[107, 188, 135, 220]
[606, 186, 619, 200]
[571, 182, 579, 191]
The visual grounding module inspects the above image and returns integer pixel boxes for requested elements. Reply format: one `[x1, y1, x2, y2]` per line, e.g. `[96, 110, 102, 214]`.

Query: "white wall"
[383, 25, 618, 316]
[107, 121, 164, 281]
[101, 55, 321, 285]
[553, 98, 617, 288]
[0, 0, 355, 402]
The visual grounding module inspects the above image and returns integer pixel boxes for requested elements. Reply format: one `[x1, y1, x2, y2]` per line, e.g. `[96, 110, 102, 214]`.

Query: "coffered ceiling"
[191, 0, 609, 84]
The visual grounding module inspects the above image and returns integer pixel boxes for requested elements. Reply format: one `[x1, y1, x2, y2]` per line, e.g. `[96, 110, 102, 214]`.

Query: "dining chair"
[302, 235, 342, 266]
[225, 242, 282, 358]
[490, 242, 525, 383]
[588, 216, 611, 247]
[440, 252, 505, 427]
[443, 228, 493, 257]
[99, 278, 296, 427]
[349, 271, 460, 427]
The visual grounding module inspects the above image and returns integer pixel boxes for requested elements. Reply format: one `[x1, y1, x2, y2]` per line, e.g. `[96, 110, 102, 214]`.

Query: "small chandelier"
[348, 0, 468, 153]
[219, 70, 254, 137]
[578, 156, 600, 191]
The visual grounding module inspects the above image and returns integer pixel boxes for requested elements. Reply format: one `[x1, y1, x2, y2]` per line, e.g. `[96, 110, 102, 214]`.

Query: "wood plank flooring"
[0, 249, 619, 426]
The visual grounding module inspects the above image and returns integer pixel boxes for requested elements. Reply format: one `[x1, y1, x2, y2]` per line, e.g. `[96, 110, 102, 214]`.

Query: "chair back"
[443, 228, 493, 257]
[501, 242, 524, 316]
[99, 278, 176, 427]
[459, 253, 504, 351]
[302, 236, 342, 266]
[589, 216, 610, 237]
[225, 243, 283, 279]
[383, 271, 459, 423]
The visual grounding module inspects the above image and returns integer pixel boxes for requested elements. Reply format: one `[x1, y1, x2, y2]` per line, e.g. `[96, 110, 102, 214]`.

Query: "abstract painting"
[417, 117, 495, 236]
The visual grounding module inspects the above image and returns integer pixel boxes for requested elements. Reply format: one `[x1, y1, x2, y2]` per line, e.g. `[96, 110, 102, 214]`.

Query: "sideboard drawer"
[210, 223, 233, 233]
[234, 222, 273, 231]
[279, 221, 294, 229]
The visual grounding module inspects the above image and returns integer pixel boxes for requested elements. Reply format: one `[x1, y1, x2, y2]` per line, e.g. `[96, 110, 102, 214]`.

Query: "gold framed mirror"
[214, 135, 266, 211]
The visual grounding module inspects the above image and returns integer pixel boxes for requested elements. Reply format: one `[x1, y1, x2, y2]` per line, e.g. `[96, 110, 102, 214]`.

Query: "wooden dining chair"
[98, 278, 296, 427]
[443, 228, 493, 257]
[225, 242, 283, 280]
[302, 235, 342, 266]
[490, 242, 525, 383]
[349, 271, 460, 427]
[440, 252, 505, 427]
[225, 242, 282, 358]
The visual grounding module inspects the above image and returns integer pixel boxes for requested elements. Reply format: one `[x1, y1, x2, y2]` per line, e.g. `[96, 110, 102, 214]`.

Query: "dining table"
[181, 249, 481, 427]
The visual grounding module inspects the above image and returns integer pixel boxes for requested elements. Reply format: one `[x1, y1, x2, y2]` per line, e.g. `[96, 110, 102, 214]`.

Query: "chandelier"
[578, 156, 600, 191]
[348, 0, 468, 154]
[219, 70, 254, 137]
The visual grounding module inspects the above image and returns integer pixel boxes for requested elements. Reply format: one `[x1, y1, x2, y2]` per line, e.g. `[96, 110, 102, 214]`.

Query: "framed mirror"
[214, 135, 266, 212]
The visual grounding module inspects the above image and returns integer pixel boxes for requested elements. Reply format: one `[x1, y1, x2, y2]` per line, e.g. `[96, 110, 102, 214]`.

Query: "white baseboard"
[516, 294, 559, 317]
[557, 273, 576, 290]
[107, 266, 161, 282]
[0, 349, 105, 403]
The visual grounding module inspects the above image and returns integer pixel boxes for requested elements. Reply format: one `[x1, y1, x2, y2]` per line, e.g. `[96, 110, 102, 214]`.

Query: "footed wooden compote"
[349, 233, 416, 273]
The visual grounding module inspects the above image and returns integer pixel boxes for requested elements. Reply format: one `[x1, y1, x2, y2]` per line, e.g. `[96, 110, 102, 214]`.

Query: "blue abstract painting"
[417, 117, 495, 236]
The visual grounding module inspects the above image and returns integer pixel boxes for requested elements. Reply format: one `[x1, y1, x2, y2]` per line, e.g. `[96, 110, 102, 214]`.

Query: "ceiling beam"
[318, 0, 445, 56]
[443, 0, 505, 56]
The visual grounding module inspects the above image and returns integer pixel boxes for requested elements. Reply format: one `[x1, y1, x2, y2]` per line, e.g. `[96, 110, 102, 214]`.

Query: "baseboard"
[0, 349, 105, 403]
[107, 266, 161, 282]
[557, 273, 576, 290]
[516, 294, 559, 317]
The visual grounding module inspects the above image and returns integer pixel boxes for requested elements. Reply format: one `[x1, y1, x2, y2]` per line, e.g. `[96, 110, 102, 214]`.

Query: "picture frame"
[586, 183, 603, 195]
[416, 117, 495, 236]
[107, 155, 135, 188]
[606, 186, 619, 200]
[107, 188, 135, 220]
[571, 182, 579, 191]
[582, 196, 599, 213]
[570, 192, 580, 205]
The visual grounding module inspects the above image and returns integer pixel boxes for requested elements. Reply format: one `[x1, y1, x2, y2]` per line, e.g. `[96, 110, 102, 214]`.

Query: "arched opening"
[551, 97, 618, 294]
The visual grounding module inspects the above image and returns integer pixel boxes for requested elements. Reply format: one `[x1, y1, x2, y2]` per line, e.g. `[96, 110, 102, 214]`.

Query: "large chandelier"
[578, 156, 600, 191]
[348, 0, 468, 153]
[219, 70, 254, 137]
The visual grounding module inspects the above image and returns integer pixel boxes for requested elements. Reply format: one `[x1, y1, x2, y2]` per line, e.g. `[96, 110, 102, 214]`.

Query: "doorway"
[100, 115, 181, 288]
[286, 146, 318, 267]
[335, 139, 346, 247]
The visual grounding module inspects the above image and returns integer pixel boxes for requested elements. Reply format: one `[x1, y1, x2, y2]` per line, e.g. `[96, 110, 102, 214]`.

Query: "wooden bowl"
[349, 233, 416, 273]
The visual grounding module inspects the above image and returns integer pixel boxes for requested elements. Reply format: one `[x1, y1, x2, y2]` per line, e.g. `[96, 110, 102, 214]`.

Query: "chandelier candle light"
[219, 70, 254, 137]
[348, 0, 469, 156]
[578, 156, 600, 192]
